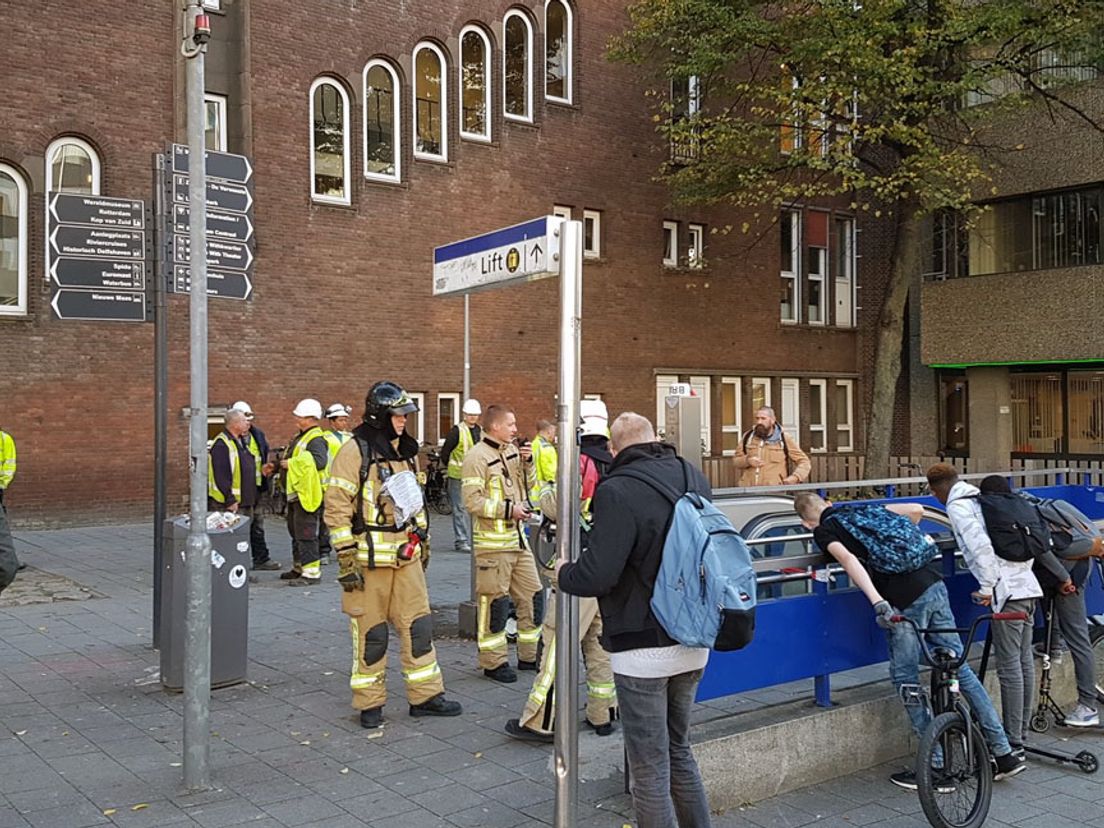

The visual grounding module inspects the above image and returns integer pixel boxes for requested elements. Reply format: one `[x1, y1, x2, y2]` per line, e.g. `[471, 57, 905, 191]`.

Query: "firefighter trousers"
[475, 547, 542, 670]
[519, 590, 617, 734]
[341, 560, 445, 710]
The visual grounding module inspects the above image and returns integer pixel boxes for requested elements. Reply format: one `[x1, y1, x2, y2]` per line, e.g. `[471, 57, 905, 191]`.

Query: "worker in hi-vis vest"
[441, 398, 481, 554]
[529, 419, 557, 504]
[280, 398, 329, 584]
[0, 427, 19, 590]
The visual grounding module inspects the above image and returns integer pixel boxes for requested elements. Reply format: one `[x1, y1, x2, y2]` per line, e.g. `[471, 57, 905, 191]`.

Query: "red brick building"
[0, 0, 879, 525]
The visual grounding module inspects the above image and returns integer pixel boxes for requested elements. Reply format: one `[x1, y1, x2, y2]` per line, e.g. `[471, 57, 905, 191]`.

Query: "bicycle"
[263, 445, 288, 517]
[423, 447, 452, 516]
[892, 610, 1028, 828]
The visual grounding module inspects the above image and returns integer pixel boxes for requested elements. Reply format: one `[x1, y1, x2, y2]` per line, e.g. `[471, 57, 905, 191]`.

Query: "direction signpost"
[433, 216, 562, 295]
[46, 192, 150, 322]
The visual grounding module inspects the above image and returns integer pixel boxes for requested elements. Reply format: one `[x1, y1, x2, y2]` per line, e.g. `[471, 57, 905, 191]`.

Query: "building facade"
[0, 0, 880, 524]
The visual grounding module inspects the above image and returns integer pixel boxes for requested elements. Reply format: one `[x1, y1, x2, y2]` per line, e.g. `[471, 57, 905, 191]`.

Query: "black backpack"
[971, 492, 1052, 562]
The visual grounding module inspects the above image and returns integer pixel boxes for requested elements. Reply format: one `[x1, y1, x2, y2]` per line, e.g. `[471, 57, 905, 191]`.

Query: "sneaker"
[359, 707, 383, 729]
[409, 694, 462, 718]
[483, 664, 518, 684]
[585, 719, 614, 737]
[890, 770, 918, 791]
[994, 751, 1027, 781]
[253, 559, 281, 571]
[517, 659, 538, 672]
[1033, 643, 1063, 664]
[279, 567, 303, 580]
[1009, 743, 1026, 761]
[1063, 703, 1100, 728]
[505, 719, 553, 743]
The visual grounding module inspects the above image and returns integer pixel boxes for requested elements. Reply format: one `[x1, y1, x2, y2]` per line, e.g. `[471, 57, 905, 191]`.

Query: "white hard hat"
[230, 400, 254, 419]
[580, 399, 609, 437]
[292, 398, 323, 419]
[326, 403, 352, 419]
[462, 399, 482, 416]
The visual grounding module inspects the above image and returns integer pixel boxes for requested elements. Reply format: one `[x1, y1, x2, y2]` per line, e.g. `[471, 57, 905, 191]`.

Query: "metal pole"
[553, 219, 583, 828]
[182, 0, 212, 792]
[153, 154, 168, 650]
[465, 292, 475, 605]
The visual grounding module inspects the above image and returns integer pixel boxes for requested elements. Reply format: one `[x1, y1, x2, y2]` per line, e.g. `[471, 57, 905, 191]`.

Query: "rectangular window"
[780, 70, 802, 154]
[1012, 372, 1064, 454]
[583, 209, 601, 259]
[202, 0, 221, 9]
[583, 393, 603, 401]
[834, 216, 855, 327]
[752, 377, 772, 413]
[806, 211, 828, 324]
[655, 373, 679, 438]
[781, 378, 800, 437]
[204, 94, 228, 151]
[808, 380, 827, 452]
[939, 374, 969, 454]
[721, 377, 742, 455]
[663, 221, 678, 267]
[670, 75, 701, 164]
[1068, 370, 1104, 455]
[780, 209, 799, 323]
[553, 204, 572, 220]
[688, 223, 704, 269]
[835, 380, 854, 452]
[406, 393, 426, 444]
[438, 393, 460, 444]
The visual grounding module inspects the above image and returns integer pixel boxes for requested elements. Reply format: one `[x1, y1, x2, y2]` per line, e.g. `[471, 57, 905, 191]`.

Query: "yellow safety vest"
[245, 433, 263, 485]
[207, 432, 241, 504]
[529, 436, 557, 502]
[0, 430, 16, 491]
[321, 430, 348, 489]
[287, 426, 327, 510]
[447, 422, 474, 480]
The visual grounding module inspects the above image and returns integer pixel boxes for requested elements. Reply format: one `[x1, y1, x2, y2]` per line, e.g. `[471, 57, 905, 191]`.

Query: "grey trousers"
[0, 502, 17, 594]
[1042, 589, 1099, 708]
[992, 597, 1036, 745]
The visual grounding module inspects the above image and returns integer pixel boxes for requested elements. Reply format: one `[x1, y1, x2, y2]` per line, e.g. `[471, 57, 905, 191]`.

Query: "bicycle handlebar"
[888, 611, 1029, 670]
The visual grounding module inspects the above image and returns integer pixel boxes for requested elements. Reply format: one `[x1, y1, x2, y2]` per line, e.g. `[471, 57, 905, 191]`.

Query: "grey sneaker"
[1064, 703, 1100, 728]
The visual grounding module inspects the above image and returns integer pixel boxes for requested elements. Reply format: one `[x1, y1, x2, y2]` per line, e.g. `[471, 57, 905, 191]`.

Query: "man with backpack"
[927, 464, 1073, 755]
[977, 475, 1099, 728]
[733, 406, 811, 487]
[793, 491, 1024, 788]
[556, 412, 714, 828]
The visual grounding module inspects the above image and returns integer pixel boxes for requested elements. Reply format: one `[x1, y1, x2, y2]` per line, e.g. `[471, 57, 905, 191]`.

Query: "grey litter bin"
[160, 514, 250, 691]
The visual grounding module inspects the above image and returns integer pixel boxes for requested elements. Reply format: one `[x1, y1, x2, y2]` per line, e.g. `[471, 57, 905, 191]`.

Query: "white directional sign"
[433, 216, 563, 296]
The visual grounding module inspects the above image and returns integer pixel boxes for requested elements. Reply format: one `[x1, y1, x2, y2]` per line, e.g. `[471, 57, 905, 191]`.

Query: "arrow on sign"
[172, 175, 253, 213]
[49, 192, 145, 229]
[51, 288, 147, 322]
[173, 234, 254, 271]
[173, 204, 254, 243]
[172, 265, 253, 300]
[50, 225, 145, 259]
[172, 144, 253, 184]
[50, 258, 145, 290]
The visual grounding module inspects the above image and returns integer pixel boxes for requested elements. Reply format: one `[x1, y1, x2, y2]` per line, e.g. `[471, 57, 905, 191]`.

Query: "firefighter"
[318, 403, 353, 566]
[462, 404, 543, 683]
[325, 381, 462, 728]
[279, 399, 329, 583]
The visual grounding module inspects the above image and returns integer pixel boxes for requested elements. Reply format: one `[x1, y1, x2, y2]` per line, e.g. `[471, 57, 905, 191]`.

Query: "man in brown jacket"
[734, 406, 811, 487]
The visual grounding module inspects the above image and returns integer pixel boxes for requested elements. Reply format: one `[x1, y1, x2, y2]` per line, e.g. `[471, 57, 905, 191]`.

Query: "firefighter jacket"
[325, 425, 429, 569]
[462, 437, 535, 552]
[0, 430, 15, 491]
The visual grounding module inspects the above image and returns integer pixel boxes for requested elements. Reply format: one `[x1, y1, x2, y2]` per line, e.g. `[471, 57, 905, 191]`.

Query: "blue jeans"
[886, 581, 1011, 757]
[615, 669, 712, 828]
[448, 478, 472, 553]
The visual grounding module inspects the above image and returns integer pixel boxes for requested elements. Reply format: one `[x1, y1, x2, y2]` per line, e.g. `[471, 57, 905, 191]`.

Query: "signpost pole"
[553, 220, 583, 828]
[153, 154, 168, 650]
[464, 292, 475, 609]
[182, 0, 212, 792]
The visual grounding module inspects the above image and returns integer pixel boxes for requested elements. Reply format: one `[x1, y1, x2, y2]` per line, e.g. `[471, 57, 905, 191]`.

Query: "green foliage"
[611, 0, 1104, 214]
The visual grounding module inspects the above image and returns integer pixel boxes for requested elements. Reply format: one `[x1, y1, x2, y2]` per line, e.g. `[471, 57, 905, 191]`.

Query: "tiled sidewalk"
[0, 518, 1101, 827]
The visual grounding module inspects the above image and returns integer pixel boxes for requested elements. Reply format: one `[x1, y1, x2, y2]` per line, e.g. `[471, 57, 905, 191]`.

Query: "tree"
[611, 0, 1104, 476]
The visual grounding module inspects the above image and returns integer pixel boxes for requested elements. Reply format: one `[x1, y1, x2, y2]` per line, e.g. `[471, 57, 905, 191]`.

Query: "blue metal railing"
[698, 472, 1104, 707]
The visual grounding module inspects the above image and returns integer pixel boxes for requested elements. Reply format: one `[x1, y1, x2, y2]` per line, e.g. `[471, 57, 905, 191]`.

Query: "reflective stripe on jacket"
[447, 423, 475, 480]
[287, 426, 327, 510]
[530, 436, 557, 502]
[208, 431, 242, 504]
[0, 430, 15, 490]
[462, 438, 534, 551]
[245, 433, 263, 485]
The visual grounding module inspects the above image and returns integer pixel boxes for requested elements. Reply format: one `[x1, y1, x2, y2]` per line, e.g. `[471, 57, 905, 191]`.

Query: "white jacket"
[945, 481, 1042, 608]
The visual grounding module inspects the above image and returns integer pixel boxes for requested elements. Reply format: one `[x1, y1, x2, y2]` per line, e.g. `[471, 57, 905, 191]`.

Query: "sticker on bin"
[229, 565, 247, 589]
[237, 541, 249, 553]
[211, 550, 226, 569]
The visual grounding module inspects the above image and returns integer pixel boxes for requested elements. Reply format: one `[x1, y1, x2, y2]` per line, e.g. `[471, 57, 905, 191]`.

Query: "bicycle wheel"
[429, 482, 453, 515]
[916, 712, 993, 828]
[1091, 624, 1104, 703]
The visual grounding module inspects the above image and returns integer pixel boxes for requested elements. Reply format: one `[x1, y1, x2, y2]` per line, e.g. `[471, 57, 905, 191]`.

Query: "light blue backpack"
[616, 459, 757, 651]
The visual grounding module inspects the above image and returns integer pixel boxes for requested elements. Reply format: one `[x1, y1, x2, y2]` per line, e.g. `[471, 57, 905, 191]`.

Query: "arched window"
[459, 26, 492, 141]
[45, 137, 100, 195]
[503, 10, 533, 121]
[413, 42, 448, 161]
[545, 0, 572, 103]
[309, 78, 351, 204]
[0, 164, 28, 315]
[364, 60, 401, 181]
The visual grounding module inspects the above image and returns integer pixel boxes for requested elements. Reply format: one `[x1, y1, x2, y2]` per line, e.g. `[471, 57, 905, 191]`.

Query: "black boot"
[483, 663, 518, 684]
[585, 718, 614, 736]
[359, 707, 383, 729]
[517, 659, 538, 671]
[505, 718, 553, 743]
[409, 693, 462, 717]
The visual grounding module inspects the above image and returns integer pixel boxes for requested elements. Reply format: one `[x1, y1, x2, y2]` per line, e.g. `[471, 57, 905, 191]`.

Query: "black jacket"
[557, 441, 711, 652]
[442, 423, 481, 466]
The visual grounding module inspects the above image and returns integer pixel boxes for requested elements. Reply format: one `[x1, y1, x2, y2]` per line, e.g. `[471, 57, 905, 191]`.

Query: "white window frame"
[780, 208, 800, 324]
[808, 242, 827, 326]
[583, 209, 601, 259]
[45, 136, 101, 196]
[583, 392, 603, 401]
[437, 393, 461, 444]
[459, 26, 492, 143]
[503, 9, 534, 123]
[413, 42, 449, 162]
[655, 373, 678, 438]
[204, 93, 228, 151]
[553, 204, 572, 220]
[202, 0, 221, 9]
[689, 375, 712, 455]
[663, 221, 679, 267]
[363, 59, 402, 183]
[0, 163, 29, 317]
[752, 377, 772, 413]
[721, 377, 742, 456]
[781, 378, 801, 437]
[808, 379, 828, 453]
[688, 223, 704, 269]
[406, 393, 427, 444]
[308, 77, 351, 205]
[835, 216, 856, 328]
[836, 379, 854, 452]
[544, 0, 573, 104]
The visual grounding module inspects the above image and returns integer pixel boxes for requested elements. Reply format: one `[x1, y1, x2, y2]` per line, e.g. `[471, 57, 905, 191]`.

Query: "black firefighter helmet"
[363, 381, 419, 430]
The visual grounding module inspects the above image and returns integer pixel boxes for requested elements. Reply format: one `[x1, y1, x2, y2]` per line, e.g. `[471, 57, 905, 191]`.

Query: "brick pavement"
[0, 515, 1101, 827]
